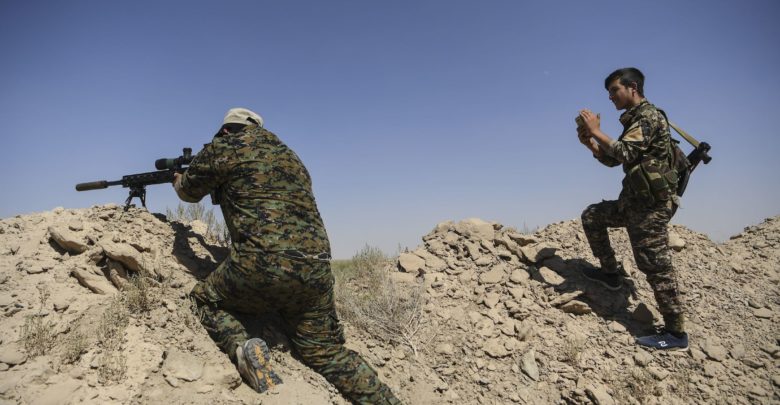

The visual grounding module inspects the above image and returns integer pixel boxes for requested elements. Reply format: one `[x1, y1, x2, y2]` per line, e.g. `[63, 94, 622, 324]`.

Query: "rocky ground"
[0, 205, 777, 404]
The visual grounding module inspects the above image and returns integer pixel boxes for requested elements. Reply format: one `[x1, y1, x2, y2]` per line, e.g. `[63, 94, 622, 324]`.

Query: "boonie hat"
[223, 108, 263, 127]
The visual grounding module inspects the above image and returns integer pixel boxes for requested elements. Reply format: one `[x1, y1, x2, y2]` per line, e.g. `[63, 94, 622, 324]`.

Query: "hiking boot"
[236, 338, 282, 393]
[636, 330, 689, 351]
[581, 265, 624, 291]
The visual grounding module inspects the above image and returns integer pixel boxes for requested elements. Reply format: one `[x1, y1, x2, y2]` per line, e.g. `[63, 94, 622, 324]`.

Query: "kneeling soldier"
[173, 108, 401, 403]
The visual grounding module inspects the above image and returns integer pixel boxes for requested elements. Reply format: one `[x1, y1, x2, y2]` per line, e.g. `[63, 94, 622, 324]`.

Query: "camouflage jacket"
[178, 125, 331, 255]
[595, 100, 675, 199]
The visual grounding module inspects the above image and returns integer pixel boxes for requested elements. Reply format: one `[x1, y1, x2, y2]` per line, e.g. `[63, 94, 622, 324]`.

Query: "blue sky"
[1, 1, 778, 258]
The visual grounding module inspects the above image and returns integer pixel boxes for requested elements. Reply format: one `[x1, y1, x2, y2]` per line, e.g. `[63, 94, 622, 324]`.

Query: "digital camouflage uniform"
[581, 100, 685, 333]
[179, 125, 401, 404]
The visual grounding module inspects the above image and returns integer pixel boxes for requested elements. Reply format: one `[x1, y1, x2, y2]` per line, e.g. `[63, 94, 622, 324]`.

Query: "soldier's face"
[607, 79, 635, 110]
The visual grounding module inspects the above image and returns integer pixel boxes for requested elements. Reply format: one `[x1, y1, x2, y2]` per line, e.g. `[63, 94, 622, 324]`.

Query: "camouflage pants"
[581, 199, 685, 331]
[190, 247, 401, 405]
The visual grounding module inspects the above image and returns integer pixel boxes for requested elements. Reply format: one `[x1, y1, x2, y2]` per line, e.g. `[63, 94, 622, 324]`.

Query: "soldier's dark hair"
[221, 123, 248, 133]
[605, 67, 645, 96]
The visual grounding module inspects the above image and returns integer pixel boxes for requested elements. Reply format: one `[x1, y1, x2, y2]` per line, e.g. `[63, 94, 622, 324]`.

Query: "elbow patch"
[622, 123, 645, 142]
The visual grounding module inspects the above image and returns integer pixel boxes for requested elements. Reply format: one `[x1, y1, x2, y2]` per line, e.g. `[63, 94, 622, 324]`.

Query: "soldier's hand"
[577, 125, 591, 145]
[579, 109, 601, 134]
[172, 173, 182, 188]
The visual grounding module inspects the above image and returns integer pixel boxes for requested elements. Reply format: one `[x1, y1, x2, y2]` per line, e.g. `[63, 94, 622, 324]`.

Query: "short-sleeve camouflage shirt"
[179, 125, 331, 255]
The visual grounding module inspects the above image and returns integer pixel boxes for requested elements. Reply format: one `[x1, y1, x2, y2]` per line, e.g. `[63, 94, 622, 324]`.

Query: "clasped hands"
[577, 109, 600, 146]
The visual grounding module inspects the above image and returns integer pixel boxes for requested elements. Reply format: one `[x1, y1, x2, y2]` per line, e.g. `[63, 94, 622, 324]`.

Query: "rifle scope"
[155, 147, 193, 170]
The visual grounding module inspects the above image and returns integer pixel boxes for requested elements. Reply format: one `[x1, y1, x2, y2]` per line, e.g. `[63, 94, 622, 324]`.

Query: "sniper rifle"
[75, 148, 193, 210]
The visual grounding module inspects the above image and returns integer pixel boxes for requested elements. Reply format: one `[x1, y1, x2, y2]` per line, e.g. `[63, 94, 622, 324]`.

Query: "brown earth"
[0, 205, 777, 404]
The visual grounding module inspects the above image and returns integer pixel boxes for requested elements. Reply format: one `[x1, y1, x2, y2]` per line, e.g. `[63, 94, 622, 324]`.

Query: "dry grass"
[20, 285, 56, 358]
[124, 274, 156, 314]
[60, 327, 89, 364]
[560, 336, 585, 365]
[95, 294, 130, 383]
[613, 367, 658, 404]
[334, 246, 427, 355]
[166, 201, 229, 246]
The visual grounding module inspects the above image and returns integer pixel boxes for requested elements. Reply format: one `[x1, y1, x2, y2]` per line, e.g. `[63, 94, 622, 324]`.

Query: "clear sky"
[1, 1, 778, 258]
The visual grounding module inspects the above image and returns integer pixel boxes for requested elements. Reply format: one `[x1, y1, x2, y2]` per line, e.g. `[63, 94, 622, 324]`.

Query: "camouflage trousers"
[190, 246, 401, 405]
[581, 198, 685, 332]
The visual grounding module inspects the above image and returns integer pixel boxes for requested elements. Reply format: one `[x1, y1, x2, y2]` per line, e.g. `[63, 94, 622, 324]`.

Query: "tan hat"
[223, 108, 263, 127]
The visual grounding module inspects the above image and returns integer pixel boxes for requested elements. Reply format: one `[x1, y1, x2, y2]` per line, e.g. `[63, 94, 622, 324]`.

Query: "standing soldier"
[577, 68, 688, 350]
[172, 108, 401, 403]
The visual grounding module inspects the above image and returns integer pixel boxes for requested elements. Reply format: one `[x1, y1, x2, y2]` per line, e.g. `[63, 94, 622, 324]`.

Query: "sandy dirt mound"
[0, 206, 778, 404]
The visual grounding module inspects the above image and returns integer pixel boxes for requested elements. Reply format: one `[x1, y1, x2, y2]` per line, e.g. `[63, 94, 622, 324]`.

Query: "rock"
[100, 241, 150, 275]
[7, 243, 21, 256]
[703, 361, 723, 377]
[701, 339, 728, 362]
[560, 300, 592, 315]
[633, 350, 654, 366]
[632, 303, 655, 323]
[52, 296, 71, 312]
[415, 249, 448, 272]
[648, 366, 670, 381]
[456, 218, 495, 242]
[391, 272, 417, 284]
[479, 265, 506, 285]
[538, 266, 565, 286]
[398, 253, 426, 274]
[549, 291, 584, 307]
[0, 342, 27, 365]
[67, 220, 84, 231]
[49, 225, 88, 254]
[162, 349, 204, 382]
[690, 348, 707, 361]
[483, 293, 500, 309]
[520, 242, 557, 263]
[668, 231, 685, 251]
[509, 269, 530, 284]
[753, 307, 772, 319]
[33, 378, 82, 405]
[71, 267, 118, 295]
[107, 259, 130, 290]
[730, 344, 746, 360]
[520, 350, 539, 381]
[585, 383, 616, 405]
[435, 343, 454, 355]
[464, 242, 482, 260]
[505, 231, 538, 246]
[608, 321, 627, 333]
[483, 339, 510, 358]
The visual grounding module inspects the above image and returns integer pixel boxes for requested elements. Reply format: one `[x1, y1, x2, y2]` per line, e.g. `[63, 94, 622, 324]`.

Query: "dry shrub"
[560, 336, 585, 365]
[334, 246, 427, 355]
[166, 201, 229, 246]
[60, 327, 89, 364]
[125, 274, 155, 314]
[96, 294, 129, 382]
[613, 367, 658, 404]
[20, 285, 56, 357]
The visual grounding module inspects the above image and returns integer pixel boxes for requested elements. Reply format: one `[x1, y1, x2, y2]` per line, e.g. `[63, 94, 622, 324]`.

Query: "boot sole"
[237, 339, 282, 393]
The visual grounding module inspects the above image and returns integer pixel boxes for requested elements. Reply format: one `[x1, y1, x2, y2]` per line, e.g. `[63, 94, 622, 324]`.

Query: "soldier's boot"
[236, 338, 283, 393]
[636, 329, 689, 351]
[581, 257, 625, 291]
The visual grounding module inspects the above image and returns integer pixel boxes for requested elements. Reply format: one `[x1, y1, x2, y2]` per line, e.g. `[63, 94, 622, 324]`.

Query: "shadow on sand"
[540, 254, 656, 337]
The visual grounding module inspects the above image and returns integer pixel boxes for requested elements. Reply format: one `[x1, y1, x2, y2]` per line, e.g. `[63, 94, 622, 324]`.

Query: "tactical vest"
[621, 108, 688, 206]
